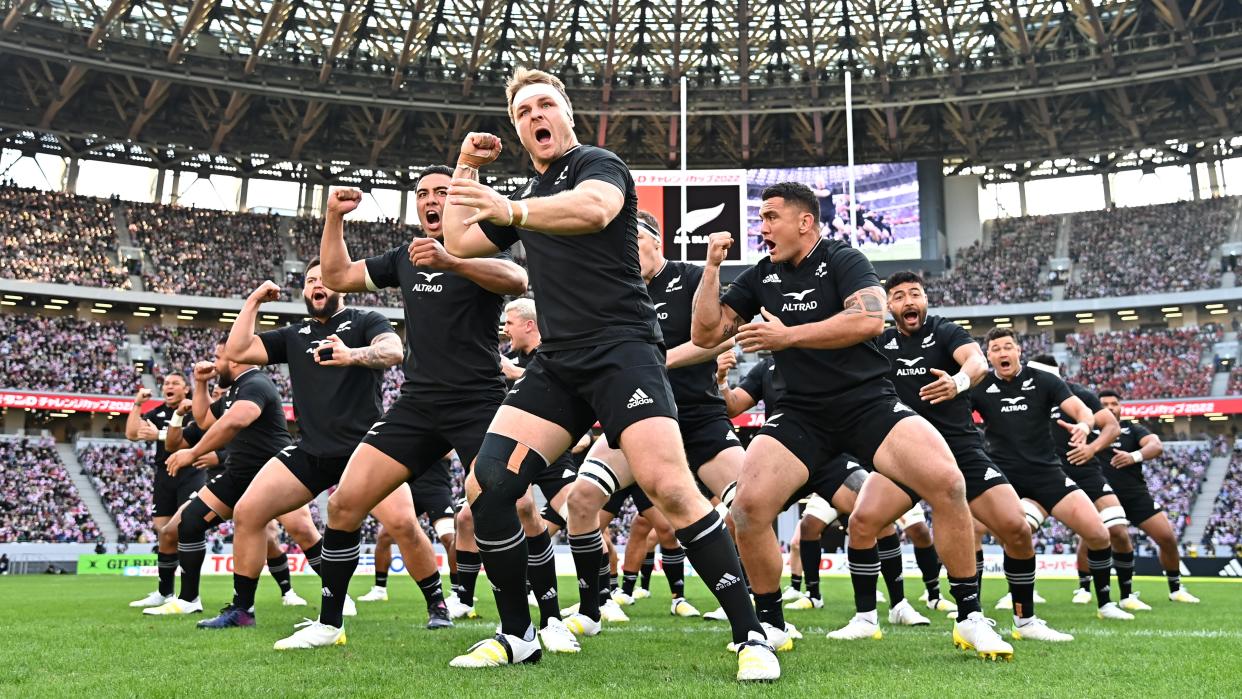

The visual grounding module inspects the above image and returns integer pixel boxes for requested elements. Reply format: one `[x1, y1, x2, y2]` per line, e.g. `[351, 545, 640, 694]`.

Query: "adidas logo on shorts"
[714, 572, 741, 591]
[1065, 477, 1075, 487]
[626, 388, 655, 409]
[984, 467, 1002, 481]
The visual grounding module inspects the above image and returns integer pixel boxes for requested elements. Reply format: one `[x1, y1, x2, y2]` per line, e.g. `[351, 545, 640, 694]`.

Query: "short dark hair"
[163, 372, 187, 383]
[1098, 389, 1122, 400]
[1030, 354, 1057, 367]
[761, 181, 820, 221]
[984, 327, 1017, 345]
[415, 165, 453, 188]
[884, 270, 924, 293]
[304, 257, 321, 273]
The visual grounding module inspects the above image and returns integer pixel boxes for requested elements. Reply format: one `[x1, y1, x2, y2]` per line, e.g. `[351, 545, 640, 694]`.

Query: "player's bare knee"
[998, 518, 1034, 556]
[1082, 522, 1110, 549]
[848, 506, 883, 540]
[1109, 525, 1132, 551]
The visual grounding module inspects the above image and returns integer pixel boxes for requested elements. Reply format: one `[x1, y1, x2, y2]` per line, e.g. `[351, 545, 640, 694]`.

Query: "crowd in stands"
[0, 183, 130, 289]
[0, 314, 135, 394]
[1067, 326, 1218, 399]
[288, 217, 416, 307]
[0, 437, 100, 543]
[1229, 366, 1242, 395]
[1201, 453, 1242, 549]
[77, 441, 153, 544]
[1135, 442, 1210, 547]
[126, 203, 285, 298]
[930, 215, 1058, 307]
[1067, 198, 1235, 299]
[143, 324, 291, 401]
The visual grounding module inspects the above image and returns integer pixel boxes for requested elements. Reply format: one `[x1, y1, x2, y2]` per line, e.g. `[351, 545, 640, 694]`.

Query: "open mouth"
[164, 391, 175, 401]
[424, 209, 441, 226]
[762, 238, 775, 253]
[312, 290, 327, 303]
[999, 359, 1012, 371]
[902, 310, 919, 325]
[534, 127, 552, 145]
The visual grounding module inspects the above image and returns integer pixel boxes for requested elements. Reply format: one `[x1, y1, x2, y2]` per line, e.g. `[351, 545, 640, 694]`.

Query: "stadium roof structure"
[0, 0, 1240, 187]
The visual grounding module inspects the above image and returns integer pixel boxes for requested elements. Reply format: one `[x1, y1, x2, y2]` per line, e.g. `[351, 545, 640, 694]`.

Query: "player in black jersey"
[1026, 355, 1142, 615]
[125, 375, 200, 608]
[694, 182, 1009, 661]
[880, 272, 1071, 642]
[972, 328, 1132, 622]
[198, 259, 423, 630]
[143, 345, 309, 620]
[561, 210, 745, 632]
[716, 352, 923, 627]
[1094, 390, 1200, 604]
[274, 166, 539, 651]
[442, 68, 776, 679]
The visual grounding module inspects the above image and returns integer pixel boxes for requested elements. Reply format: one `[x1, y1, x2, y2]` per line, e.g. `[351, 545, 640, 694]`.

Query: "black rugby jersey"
[217, 368, 291, 476]
[737, 357, 785, 420]
[971, 364, 1073, 470]
[141, 402, 182, 471]
[365, 245, 507, 395]
[1049, 381, 1106, 469]
[1100, 421, 1155, 486]
[878, 315, 979, 441]
[479, 145, 662, 351]
[650, 260, 722, 408]
[258, 307, 393, 457]
[721, 237, 890, 400]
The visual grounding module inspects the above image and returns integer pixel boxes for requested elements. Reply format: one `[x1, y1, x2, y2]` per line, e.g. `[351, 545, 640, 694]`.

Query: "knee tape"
[577, 457, 620, 498]
[1099, 505, 1129, 529]
[177, 496, 220, 541]
[473, 434, 545, 502]
[895, 504, 925, 530]
[1021, 499, 1046, 530]
[719, 481, 738, 509]
[803, 494, 838, 526]
[843, 468, 869, 493]
[541, 504, 567, 529]
[433, 516, 456, 539]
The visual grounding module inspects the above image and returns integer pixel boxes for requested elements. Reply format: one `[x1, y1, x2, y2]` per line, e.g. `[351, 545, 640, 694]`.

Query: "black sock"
[847, 546, 880, 614]
[1087, 546, 1114, 607]
[621, 571, 638, 595]
[1165, 569, 1182, 593]
[661, 546, 686, 598]
[417, 572, 445, 606]
[677, 511, 761, 645]
[1004, 553, 1036, 619]
[568, 530, 604, 621]
[304, 540, 323, 577]
[789, 573, 802, 592]
[800, 538, 822, 600]
[157, 552, 178, 597]
[449, 572, 459, 590]
[476, 523, 531, 638]
[640, 552, 655, 590]
[318, 527, 361, 628]
[948, 575, 982, 622]
[374, 570, 389, 588]
[609, 574, 619, 591]
[597, 562, 612, 607]
[267, 553, 293, 595]
[877, 534, 906, 605]
[456, 550, 481, 607]
[1077, 568, 1092, 592]
[754, 590, 784, 629]
[176, 538, 207, 602]
[974, 549, 985, 597]
[1114, 550, 1134, 600]
[526, 531, 560, 627]
[232, 573, 259, 611]
[913, 544, 941, 600]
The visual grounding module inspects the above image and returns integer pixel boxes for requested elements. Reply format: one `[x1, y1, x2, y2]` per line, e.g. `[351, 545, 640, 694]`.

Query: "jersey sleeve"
[209, 400, 224, 419]
[360, 310, 396, 344]
[363, 246, 404, 291]
[182, 420, 204, 447]
[575, 149, 629, 194]
[478, 220, 520, 251]
[1130, 423, 1153, 441]
[720, 265, 761, 322]
[234, 377, 277, 412]
[257, 326, 290, 365]
[737, 360, 768, 403]
[830, 245, 882, 300]
[1044, 373, 1074, 407]
[141, 407, 160, 423]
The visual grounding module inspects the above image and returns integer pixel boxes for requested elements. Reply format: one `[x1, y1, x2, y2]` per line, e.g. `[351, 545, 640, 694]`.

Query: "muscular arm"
[445, 257, 528, 296]
[192, 381, 215, 430]
[667, 338, 734, 370]
[442, 164, 506, 259]
[784, 286, 886, 350]
[691, 263, 746, 347]
[1068, 404, 1121, 464]
[320, 213, 372, 293]
[348, 332, 404, 369]
[1137, 433, 1164, 460]
[124, 405, 145, 441]
[224, 296, 272, 366]
[721, 386, 759, 419]
[952, 343, 990, 387]
[183, 401, 260, 462]
[165, 426, 188, 452]
[516, 180, 624, 236]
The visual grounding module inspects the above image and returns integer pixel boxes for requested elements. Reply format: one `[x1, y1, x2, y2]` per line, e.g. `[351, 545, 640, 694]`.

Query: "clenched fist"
[327, 188, 362, 218]
[458, 132, 502, 169]
[248, 280, 281, 304]
[706, 231, 733, 267]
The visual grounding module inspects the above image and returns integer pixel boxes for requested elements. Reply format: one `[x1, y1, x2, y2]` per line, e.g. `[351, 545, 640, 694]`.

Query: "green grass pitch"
[1, 575, 1238, 697]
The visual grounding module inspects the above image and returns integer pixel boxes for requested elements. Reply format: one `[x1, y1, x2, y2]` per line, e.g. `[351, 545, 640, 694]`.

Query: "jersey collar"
[783, 236, 824, 271]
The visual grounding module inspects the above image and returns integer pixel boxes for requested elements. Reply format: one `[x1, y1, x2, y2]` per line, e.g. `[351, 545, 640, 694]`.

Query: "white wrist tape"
[518, 200, 530, 227]
[1129, 450, 1144, 464]
[951, 371, 970, 394]
[1074, 422, 1092, 436]
[169, 412, 184, 428]
[157, 428, 167, 441]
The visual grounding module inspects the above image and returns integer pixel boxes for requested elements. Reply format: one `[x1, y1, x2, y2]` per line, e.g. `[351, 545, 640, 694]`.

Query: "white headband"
[1026, 360, 1060, 377]
[510, 83, 573, 121]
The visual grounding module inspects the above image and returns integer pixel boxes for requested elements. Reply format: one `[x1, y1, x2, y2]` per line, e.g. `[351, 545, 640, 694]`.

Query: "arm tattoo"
[842, 288, 885, 318]
[351, 338, 402, 369]
[722, 310, 743, 338]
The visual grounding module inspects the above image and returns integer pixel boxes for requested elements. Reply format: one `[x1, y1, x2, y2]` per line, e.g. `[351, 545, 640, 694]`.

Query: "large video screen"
[745, 163, 921, 262]
[633, 170, 747, 264]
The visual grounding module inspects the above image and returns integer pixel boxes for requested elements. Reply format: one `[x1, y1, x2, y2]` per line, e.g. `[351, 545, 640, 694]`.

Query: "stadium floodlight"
[1160, 306, 1180, 312]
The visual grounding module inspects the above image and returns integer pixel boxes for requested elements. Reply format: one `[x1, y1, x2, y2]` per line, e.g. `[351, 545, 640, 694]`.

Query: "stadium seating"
[143, 324, 292, 401]
[77, 440, 153, 544]
[931, 215, 1058, 307]
[1135, 442, 1210, 545]
[1201, 454, 1242, 549]
[1066, 198, 1235, 299]
[1067, 327, 1218, 399]
[0, 436, 100, 543]
[288, 217, 414, 307]
[0, 184, 130, 289]
[0, 314, 136, 394]
[125, 202, 286, 299]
